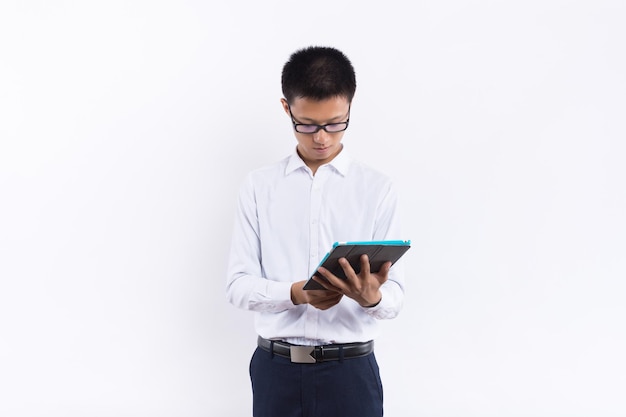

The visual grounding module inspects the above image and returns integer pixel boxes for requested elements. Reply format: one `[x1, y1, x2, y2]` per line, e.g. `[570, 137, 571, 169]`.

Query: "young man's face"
[281, 96, 350, 173]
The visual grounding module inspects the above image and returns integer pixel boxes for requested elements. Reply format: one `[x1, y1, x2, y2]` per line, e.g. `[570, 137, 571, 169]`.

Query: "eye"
[325, 123, 348, 133]
[325, 124, 343, 132]
[296, 124, 320, 133]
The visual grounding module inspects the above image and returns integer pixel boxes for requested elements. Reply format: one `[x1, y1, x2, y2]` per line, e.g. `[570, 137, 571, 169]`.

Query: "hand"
[315, 254, 390, 308]
[291, 280, 343, 310]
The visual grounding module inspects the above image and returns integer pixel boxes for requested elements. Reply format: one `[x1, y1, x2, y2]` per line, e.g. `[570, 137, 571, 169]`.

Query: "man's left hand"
[314, 254, 391, 308]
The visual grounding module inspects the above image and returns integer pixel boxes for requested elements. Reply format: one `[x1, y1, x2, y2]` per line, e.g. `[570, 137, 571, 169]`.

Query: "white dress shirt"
[226, 147, 406, 345]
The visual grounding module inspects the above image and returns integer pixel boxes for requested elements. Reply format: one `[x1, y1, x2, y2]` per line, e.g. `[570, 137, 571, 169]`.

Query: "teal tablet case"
[303, 240, 411, 291]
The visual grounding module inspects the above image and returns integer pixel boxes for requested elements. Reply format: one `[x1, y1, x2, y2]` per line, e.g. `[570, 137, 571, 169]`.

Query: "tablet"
[302, 240, 411, 290]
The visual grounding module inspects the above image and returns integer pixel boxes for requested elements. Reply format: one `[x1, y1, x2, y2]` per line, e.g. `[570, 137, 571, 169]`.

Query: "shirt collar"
[285, 145, 351, 177]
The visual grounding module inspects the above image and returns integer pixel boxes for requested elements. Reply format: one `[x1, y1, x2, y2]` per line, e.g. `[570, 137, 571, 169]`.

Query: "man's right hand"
[291, 280, 343, 310]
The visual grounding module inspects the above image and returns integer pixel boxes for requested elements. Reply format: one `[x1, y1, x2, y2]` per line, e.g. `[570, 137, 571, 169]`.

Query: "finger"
[376, 261, 392, 283]
[310, 275, 331, 290]
[311, 293, 343, 310]
[313, 276, 343, 293]
[337, 257, 356, 275]
[337, 258, 359, 284]
[360, 254, 371, 276]
[316, 267, 346, 292]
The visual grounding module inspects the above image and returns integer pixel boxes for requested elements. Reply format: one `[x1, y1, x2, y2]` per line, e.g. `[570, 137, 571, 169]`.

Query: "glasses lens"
[295, 124, 320, 133]
[324, 123, 348, 133]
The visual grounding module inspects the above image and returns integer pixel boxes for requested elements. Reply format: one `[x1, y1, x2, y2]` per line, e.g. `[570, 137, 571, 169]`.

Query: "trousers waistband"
[257, 336, 374, 363]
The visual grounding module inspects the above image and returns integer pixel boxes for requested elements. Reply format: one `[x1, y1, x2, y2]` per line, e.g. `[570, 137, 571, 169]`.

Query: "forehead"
[289, 96, 350, 122]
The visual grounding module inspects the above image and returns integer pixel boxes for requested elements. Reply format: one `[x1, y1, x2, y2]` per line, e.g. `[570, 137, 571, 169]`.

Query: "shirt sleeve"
[363, 181, 406, 319]
[226, 174, 297, 313]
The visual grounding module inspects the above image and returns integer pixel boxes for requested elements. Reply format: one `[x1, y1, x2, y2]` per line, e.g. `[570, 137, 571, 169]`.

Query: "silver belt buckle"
[290, 345, 316, 363]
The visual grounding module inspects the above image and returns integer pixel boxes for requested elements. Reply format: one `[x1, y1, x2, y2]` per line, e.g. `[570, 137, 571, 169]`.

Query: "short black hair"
[281, 46, 356, 104]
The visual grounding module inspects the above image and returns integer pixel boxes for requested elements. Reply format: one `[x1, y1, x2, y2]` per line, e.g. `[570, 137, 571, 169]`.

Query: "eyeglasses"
[288, 103, 350, 134]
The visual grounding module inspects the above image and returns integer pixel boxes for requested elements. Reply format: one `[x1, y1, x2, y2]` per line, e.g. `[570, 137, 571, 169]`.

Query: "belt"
[257, 336, 374, 363]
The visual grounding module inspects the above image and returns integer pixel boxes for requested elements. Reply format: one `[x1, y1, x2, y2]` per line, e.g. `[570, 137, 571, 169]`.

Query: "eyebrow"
[293, 111, 349, 124]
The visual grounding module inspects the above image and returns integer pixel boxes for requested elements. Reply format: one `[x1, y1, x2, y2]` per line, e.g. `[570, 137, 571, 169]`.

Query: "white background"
[1, 1, 625, 416]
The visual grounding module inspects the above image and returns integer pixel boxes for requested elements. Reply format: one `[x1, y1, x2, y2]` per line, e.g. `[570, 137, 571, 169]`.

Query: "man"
[226, 46, 405, 417]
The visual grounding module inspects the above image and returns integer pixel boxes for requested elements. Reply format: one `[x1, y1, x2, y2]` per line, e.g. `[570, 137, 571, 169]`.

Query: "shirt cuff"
[249, 280, 295, 312]
[361, 287, 402, 319]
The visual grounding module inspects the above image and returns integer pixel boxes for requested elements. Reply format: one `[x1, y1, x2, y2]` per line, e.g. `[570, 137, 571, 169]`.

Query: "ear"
[280, 98, 290, 115]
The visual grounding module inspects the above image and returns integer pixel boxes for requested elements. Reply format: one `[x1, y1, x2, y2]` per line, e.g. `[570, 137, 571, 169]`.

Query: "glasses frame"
[287, 103, 351, 134]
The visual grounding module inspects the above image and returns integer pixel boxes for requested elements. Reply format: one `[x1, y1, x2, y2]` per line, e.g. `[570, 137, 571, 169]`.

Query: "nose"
[312, 129, 329, 144]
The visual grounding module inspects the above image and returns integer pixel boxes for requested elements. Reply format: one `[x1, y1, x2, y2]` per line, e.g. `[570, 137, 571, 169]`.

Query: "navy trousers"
[249, 346, 384, 417]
